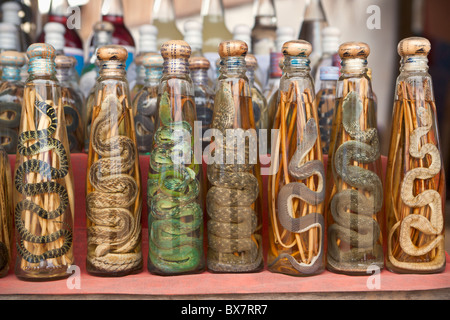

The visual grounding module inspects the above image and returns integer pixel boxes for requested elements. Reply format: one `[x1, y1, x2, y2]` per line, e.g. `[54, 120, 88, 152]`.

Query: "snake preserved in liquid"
[134, 93, 157, 154]
[0, 89, 22, 154]
[327, 91, 383, 273]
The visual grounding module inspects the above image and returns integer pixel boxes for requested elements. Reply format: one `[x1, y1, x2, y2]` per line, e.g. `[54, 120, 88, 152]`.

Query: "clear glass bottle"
[0, 146, 13, 278]
[268, 40, 325, 276]
[325, 42, 384, 275]
[86, 45, 142, 277]
[206, 40, 263, 273]
[147, 40, 205, 276]
[251, 0, 277, 56]
[14, 43, 75, 281]
[298, 0, 328, 73]
[315, 66, 339, 155]
[246, 53, 268, 131]
[152, 0, 183, 49]
[1, 1, 31, 52]
[189, 56, 214, 152]
[55, 55, 85, 153]
[133, 53, 163, 155]
[0, 50, 26, 155]
[385, 37, 446, 274]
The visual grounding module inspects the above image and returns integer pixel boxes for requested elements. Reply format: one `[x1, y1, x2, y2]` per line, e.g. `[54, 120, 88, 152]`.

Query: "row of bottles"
[0, 35, 444, 280]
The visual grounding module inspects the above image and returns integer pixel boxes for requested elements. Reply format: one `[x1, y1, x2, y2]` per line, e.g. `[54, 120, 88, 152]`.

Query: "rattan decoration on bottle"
[268, 40, 325, 276]
[325, 42, 384, 275]
[206, 40, 264, 273]
[14, 43, 75, 281]
[0, 146, 13, 277]
[86, 45, 143, 277]
[385, 37, 446, 274]
[147, 40, 205, 276]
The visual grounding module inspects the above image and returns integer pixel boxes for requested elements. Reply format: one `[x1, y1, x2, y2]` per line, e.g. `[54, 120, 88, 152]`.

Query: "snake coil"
[0, 95, 21, 154]
[134, 95, 157, 153]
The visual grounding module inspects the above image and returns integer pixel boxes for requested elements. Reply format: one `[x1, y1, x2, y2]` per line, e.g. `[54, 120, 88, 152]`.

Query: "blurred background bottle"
[152, 0, 182, 48]
[1, 1, 31, 52]
[312, 26, 340, 91]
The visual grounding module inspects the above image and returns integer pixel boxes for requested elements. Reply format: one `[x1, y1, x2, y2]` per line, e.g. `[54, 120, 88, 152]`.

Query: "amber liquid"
[0, 148, 12, 278]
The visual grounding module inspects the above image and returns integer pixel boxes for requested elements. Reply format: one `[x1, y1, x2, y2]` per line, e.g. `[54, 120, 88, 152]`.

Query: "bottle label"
[269, 52, 283, 78]
[64, 47, 85, 75]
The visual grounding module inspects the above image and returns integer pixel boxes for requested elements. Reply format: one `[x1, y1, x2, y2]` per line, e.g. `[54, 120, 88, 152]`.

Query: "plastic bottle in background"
[184, 20, 203, 57]
[152, 0, 183, 48]
[1, 1, 31, 52]
[312, 26, 340, 92]
[298, 0, 328, 73]
[100, 0, 135, 70]
[38, 0, 84, 75]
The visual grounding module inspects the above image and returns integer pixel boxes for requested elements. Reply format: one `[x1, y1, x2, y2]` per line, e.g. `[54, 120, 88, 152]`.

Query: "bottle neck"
[145, 67, 163, 82]
[1, 66, 21, 82]
[163, 58, 190, 75]
[93, 31, 113, 49]
[191, 69, 210, 86]
[246, 67, 256, 86]
[153, 0, 176, 23]
[56, 67, 72, 83]
[99, 60, 126, 78]
[102, 0, 124, 17]
[319, 78, 336, 90]
[340, 58, 367, 76]
[254, 0, 276, 24]
[303, 0, 327, 21]
[219, 56, 247, 78]
[400, 55, 429, 74]
[28, 57, 56, 78]
[202, 0, 225, 18]
[283, 56, 311, 76]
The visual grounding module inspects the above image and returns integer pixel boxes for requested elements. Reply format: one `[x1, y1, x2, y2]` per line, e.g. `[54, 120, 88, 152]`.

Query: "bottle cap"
[183, 20, 202, 52]
[276, 26, 295, 51]
[0, 50, 26, 67]
[218, 40, 248, 58]
[139, 24, 158, 53]
[0, 22, 18, 50]
[282, 40, 312, 57]
[44, 22, 66, 52]
[321, 26, 340, 54]
[189, 56, 210, 70]
[27, 43, 56, 60]
[320, 66, 339, 81]
[245, 53, 258, 69]
[339, 42, 370, 59]
[1, 1, 22, 26]
[55, 55, 76, 69]
[160, 40, 191, 60]
[143, 53, 163, 68]
[233, 24, 251, 51]
[397, 37, 431, 57]
[97, 45, 128, 62]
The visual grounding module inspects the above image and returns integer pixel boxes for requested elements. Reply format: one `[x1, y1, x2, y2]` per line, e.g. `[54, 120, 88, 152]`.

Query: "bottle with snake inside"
[86, 45, 143, 277]
[0, 146, 13, 278]
[206, 40, 264, 273]
[324, 42, 384, 275]
[385, 37, 446, 274]
[14, 43, 75, 281]
[268, 40, 325, 277]
[0, 51, 26, 155]
[132, 53, 163, 155]
[147, 40, 205, 276]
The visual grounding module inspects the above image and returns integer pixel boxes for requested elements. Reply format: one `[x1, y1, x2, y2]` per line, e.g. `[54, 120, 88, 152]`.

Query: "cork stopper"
[160, 40, 191, 60]
[218, 40, 248, 58]
[0, 50, 26, 67]
[398, 37, 431, 57]
[143, 53, 163, 68]
[189, 56, 210, 70]
[339, 42, 370, 59]
[245, 53, 258, 69]
[55, 55, 76, 69]
[94, 21, 115, 33]
[97, 45, 128, 62]
[27, 43, 56, 61]
[282, 40, 312, 57]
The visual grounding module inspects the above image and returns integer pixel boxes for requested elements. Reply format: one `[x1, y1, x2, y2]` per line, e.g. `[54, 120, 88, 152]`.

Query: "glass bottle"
[184, 20, 203, 58]
[189, 56, 214, 152]
[385, 37, 446, 274]
[55, 55, 84, 153]
[14, 43, 75, 281]
[1, 1, 31, 52]
[0, 22, 20, 55]
[100, 0, 136, 70]
[267, 40, 325, 276]
[0, 50, 26, 155]
[298, 0, 328, 73]
[206, 40, 264, 273]
[38, 0, 84, 75]
[133, 53, 163, 155]
[147, 40, 205, 276]
[152, 0, 183, 49]
[246, 53, 268, 131]
[0, 146, 13, 278]
[315, 66, 339, 155]
[312, 26, 340, 92]
[86, 45, 142, 277]
[325, 42, 384, 275]
[251, 0, 277, 56]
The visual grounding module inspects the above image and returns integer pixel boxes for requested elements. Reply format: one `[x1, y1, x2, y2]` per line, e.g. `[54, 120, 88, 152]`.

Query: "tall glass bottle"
[100, 0, 135, 70]
[0, 146, 12, 278]
[325, 42, 384, 275]
[246, 53, 268, 131]
[38, 0, 84, 75]
[268, 40, 325, 276]
[86, 45, 142, 277]
[298, 0, 328, 73]
[251, 0, 277, 56]
[152, 0, 183, 48]
[0, 50, 26, 155]
[14, 43, 75, 281]
[147, 40, 205, 276]
[315, 66, 339, 155]
[189, 56, 214, 152]
[133, 53, 163, 155]
[385, 37, 446, 274]
[1, 1, 31, 52]
[207, 40, 263, 273]
[312, 26, 340, 92]
[55, 55, 84, 153]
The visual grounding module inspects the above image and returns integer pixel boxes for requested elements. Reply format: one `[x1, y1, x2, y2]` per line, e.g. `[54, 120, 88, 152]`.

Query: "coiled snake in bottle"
[63, 105, 80, 152]
[134, 95, 157, 152]
[269, 118, 325, 274]
[0, 89, 22, 153]
[388, 106, 445, 271]
[207, 82, 262, 272]
[15, 100, 73, 264]
[148, 92, 203, 274]
[328, 91, 383, 272]
[87, 94, 142, 273]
